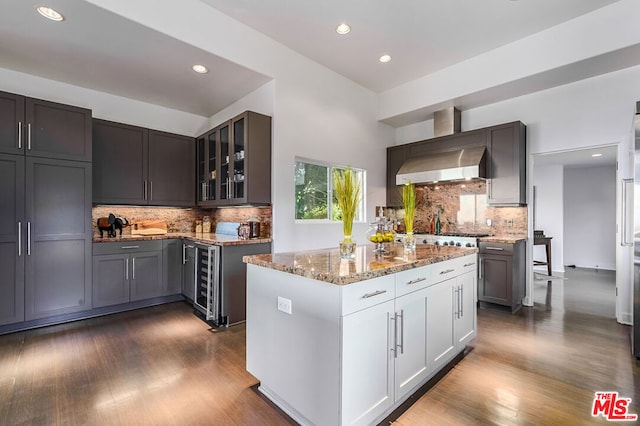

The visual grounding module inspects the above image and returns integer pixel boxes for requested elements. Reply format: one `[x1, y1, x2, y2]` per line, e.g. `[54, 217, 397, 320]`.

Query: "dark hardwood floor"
[0, 267, 637, 425]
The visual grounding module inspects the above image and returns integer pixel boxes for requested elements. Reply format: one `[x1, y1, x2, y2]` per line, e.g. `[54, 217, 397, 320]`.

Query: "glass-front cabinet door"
[219, 121, 231, 202]
[196, 129, 219, 206]
[196, 111, 271, 207]
[231, 114, 246, 202]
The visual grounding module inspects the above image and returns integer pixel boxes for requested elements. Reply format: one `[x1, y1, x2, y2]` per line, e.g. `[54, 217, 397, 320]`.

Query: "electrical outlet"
[486, 219, 492, 226]
[277, 296, 292, 315]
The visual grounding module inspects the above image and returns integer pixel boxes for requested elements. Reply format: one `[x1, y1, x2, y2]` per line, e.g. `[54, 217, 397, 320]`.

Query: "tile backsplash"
[386, 180, 527, 236]
[92, 205, 272, 237]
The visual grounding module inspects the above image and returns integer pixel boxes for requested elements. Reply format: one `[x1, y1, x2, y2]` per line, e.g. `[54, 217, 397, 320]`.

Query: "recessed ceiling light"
[335, 23, 351, 35]
[379, 54, 392, 63]
[192, 64, 208, 74]
[592, 153, 603, 157]
[36, 6, 64, 22]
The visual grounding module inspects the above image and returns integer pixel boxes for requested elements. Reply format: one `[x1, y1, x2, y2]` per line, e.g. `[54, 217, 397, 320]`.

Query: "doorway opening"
[530, 145, 617, 317]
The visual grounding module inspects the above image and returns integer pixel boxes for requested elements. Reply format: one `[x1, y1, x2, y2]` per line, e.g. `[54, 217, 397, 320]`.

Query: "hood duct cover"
[396, 146, 487, 185]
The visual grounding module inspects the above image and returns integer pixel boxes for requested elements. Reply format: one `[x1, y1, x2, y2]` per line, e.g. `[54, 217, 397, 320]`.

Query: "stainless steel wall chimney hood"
[396, 146, 487, 185]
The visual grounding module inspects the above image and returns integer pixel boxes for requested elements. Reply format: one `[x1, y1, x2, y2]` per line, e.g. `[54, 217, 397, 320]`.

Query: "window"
[295, 159, 365, 222]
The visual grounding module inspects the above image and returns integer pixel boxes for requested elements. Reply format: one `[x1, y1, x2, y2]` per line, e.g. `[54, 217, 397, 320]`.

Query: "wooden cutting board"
[131, 220, 167, 235]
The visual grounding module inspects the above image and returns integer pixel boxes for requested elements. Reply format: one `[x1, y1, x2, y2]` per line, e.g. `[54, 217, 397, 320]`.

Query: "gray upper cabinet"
[0, 154, 25, 325]
[24, 157, 92, 321]
[386, 145, 406, 207]
[0, 92, 25, 156]
[93, 119, 194, 206]
[197, 111, 271, 206]
[93, 119, 148, 205]
[0, 91, 91, 161]
[148, 130, 195, 206]
[486, 121, 526, 206]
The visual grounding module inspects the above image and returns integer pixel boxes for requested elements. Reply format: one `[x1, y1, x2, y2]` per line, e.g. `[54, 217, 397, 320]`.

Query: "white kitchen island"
[243, 243, 478, 426]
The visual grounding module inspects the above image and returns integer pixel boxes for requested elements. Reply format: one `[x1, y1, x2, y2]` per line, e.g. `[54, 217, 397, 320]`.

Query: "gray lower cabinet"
[92, 240, 163, 308]
[181, 240, 195, 301]
[478, 241, 525, 313]
[24, 157, 92, 321]
[0, 154, 25, 326]
[162, 239, 183, 297]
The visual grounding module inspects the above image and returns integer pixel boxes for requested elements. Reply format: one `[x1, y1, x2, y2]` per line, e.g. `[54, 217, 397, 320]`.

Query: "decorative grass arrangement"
[403, 181, 416, 234]
[333, 167, 361, 241]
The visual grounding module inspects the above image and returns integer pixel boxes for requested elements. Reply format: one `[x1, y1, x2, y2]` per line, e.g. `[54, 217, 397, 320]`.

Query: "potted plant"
[402, 181, 416, 249]
[334, 167, 360, 258]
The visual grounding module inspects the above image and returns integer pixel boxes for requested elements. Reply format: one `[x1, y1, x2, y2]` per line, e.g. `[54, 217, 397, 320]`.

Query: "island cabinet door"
[426, 277, 457, 373]
[455, 270, 477, 348]
[393, 286, 430, 402]
[341, 299, 395, 426]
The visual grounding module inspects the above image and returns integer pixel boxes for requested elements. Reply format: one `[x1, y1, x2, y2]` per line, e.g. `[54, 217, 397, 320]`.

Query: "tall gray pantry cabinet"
[0, 91, 92, 326]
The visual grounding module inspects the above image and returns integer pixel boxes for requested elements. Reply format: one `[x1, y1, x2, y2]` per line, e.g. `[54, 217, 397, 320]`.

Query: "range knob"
[465, 242, 473, 247]
[455, 242, 462, 247]
[434, 241, 440, 246]
[442, 241, 448, 246]
[422, 239, 428, 244]
[449, 241, 455, 246]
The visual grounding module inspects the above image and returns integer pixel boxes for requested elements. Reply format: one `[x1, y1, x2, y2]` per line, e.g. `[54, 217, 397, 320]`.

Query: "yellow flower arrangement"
[333, 167, 361, 241]
[403, 181, 416, 234]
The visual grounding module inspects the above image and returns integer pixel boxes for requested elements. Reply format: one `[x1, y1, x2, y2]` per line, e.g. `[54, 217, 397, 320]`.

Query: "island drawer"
[341, 275, 395, 316]
[456, 254, 478, 274]
[93, 240, 163, 255]
[431, 258, 459, 283]
[395, 265, 432, 297]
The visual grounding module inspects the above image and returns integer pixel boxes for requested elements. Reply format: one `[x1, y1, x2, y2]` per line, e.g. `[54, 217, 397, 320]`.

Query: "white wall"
[532, 164, 564, 274]
[564, 166, 616, 270]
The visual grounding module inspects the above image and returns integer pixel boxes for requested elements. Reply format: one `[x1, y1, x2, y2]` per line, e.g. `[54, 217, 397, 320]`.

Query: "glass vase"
[403, 232, 416, 250]
[339, 236, 356, 259]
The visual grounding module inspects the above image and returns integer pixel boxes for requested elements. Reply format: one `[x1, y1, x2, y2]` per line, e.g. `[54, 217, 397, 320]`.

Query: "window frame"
[294, 157, 366, 224]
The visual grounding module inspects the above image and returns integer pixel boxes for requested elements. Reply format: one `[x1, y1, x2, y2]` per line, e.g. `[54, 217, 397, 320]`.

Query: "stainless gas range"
[404, 233, 489, 248]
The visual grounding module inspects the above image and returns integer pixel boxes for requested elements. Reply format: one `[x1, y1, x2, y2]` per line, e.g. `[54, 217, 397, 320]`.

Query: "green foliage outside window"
[295, 160, 364, 222]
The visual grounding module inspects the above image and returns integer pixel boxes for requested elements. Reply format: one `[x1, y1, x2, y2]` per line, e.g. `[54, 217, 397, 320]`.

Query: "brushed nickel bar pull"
[460, 286, 464, 318]
[149, 181, 153, 201]
[463, 262, 475, 267]
[398, 309, 404, 355]
[454, 287, 459, 319]
[27, 123, 31, 150]
[485, 247, 504, 251]
[362, 289, 387, 299]
[17, 222, 22, 256]
[143, 181, 147, 200]
[125, 258, 129, 280]
[407, 277, 426, 285]
[440, 268, 455, 275]
[182, 243, 187, 264]
[132, 258, 136, 280]
[18, 122, 22, 149]
[121, 245, 140, 249]
[392, 314, 398, 358]
[27, 222, 31, 255]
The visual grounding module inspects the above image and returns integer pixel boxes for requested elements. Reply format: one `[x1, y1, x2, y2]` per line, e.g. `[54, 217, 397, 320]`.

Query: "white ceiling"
[534, 146, 617, 169]
[0, 0, 625, 119]
[0, 0, 271, 117]
[201, 0, 621, 92]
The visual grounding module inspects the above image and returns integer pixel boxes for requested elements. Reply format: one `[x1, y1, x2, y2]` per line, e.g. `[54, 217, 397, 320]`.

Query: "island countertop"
[243, 243, 477, 285]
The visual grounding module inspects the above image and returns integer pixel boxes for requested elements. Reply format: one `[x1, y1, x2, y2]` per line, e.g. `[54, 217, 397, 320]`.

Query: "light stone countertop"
[243, 243, 477, 285]
[92, 232, 272, 246]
